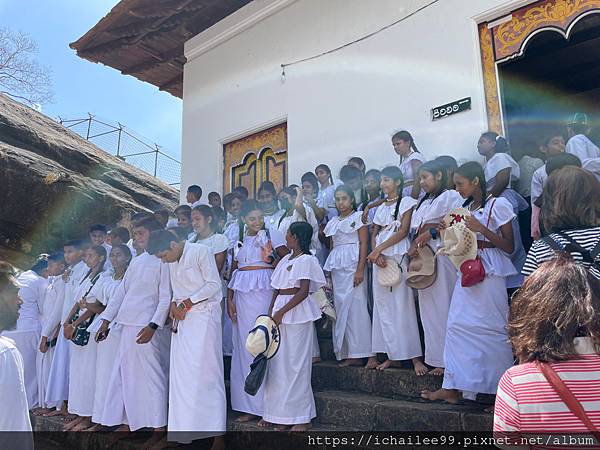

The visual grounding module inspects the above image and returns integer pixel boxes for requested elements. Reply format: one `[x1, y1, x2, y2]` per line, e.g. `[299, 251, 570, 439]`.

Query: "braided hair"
[334, 184, 357, 212]
[380, 166, 404, 220]
[289, 221, 313, 255]
[415, 160, 448, 210]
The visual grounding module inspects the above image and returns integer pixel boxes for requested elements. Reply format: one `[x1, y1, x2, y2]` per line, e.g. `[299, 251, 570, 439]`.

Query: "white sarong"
[44, 330, 70, 406]
[442, 275, 514, 399]
[1, 329, 39, 408]
[330, 268, 373, 360]
[91, 326, 121, 424]
[167, 303, 226, 443]
[418, 255, 456, 368]
[263, 321, 316, 424]
[68, 336, 98, 416]
[101, 325, 168, 430]
[35, 343, 56, 409]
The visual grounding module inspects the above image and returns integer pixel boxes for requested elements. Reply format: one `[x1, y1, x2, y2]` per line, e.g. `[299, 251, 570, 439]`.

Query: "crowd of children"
[3, 117, 600, 447]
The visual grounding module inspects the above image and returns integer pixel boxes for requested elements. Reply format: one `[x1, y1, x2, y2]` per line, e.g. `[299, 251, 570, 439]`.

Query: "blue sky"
[1, 0, 182, 159]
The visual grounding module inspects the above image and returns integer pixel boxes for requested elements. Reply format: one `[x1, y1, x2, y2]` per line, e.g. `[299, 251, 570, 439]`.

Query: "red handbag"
[459, 199, 496, 288]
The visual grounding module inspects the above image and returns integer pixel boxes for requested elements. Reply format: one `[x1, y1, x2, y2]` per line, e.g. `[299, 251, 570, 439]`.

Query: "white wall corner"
[184, 0, 300, 62]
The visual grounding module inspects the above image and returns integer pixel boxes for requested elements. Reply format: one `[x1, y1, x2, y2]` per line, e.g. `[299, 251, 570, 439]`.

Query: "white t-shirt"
[373, 197, 417, 257]
[0, 337, 33, 436]
[566, 134, 600, 161]
[399, 151, 425, 185]
[484, 153, 520, 190]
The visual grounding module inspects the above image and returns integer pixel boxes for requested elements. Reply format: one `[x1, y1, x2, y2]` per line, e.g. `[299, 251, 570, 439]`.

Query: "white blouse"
[193, 233, 229, 255]
[399, 151, 425, 185]
[484, 153, 520, 190]
[270, 253, 325, 324]
[275, 204, 321, 255]
[323, 211, 365, 271]
[373, 197, 418, 257]
[317, 180, 342, 220]
[263, 210, 286, 232]
[410, 190, 463, 250]
[469, 197, 517, 278]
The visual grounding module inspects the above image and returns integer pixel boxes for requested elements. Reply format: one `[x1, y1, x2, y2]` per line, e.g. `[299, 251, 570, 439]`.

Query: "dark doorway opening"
[498, 12, 600, 160]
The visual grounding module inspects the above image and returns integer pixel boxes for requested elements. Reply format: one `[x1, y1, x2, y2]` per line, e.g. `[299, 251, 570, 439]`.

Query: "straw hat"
[406, 245, 437, 289]
[246, 315, 280, 359]
[440, 222, 478, 270]
[442, 207, 471, 228]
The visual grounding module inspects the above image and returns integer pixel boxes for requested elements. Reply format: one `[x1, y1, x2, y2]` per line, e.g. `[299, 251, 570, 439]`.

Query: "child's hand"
[353, 270, 364, 287]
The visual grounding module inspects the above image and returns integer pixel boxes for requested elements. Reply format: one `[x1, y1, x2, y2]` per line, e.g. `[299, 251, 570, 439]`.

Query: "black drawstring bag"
[244, 354, 268, 396]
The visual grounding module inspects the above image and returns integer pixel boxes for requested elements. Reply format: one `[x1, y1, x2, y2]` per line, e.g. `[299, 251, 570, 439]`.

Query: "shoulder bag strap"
[486, 198, 497, 228]
[542, 234, 565, 253]
[537, 361, 600, 440]
[558, 232, 600, 264]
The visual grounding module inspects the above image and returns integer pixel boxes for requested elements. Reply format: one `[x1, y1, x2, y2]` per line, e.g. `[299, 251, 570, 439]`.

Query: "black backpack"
[543, 232, 600, 278]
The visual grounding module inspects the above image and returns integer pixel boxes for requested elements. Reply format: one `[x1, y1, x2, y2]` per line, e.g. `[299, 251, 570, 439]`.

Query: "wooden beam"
[121, 47, 184, 75]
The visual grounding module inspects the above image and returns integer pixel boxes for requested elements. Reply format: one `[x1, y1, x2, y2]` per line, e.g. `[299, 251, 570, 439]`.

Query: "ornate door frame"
[478, 0, 600, 134]
[223, 122, 288, 198]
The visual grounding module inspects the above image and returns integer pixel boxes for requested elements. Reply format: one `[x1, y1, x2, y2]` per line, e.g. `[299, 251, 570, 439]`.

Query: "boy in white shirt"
[566, 113, 600, 160]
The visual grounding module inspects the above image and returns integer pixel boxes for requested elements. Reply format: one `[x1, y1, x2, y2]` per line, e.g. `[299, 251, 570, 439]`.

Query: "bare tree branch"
[0, 27, 53, 106]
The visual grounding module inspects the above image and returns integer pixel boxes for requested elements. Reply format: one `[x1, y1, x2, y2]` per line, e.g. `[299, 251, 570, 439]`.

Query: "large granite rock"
[0, 94, 179, 266]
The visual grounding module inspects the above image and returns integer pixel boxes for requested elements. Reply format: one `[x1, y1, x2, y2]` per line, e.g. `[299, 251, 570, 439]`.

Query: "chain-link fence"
[57, 114, 181, 188]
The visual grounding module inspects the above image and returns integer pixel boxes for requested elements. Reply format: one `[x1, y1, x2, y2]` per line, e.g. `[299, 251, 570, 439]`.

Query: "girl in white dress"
[367, 166, 425, 374]
[422, 162, 515, 404]
[227, 200, 288, 422]
[409, 160, 463, 376]
[324, 185, 376, 367]
[257, 182, 285, 232]
[191, 205, 232, 358]
[62, 245, 108, 431]
[87, 244, 132, 430]
[393, 130, 425, 199]
[276, 186, 321, 257]
[261, 222, 326, 431]
[477, 132, 527, 288]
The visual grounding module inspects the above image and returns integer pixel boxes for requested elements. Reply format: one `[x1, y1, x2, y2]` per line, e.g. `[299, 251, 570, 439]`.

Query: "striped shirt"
[494, 338, 600, 448]
[522, 227, 600, 279]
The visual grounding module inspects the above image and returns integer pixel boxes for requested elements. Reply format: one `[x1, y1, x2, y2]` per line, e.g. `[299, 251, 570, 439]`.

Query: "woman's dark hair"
[364, 169, 382, 184]
[546, 153, 581, 175]
[541, 166, 600, 233]
[315, 164, 334, 185]
[257, 181, 277, 199]
[380, 166, 403, 220]
[334, 184, 357, 212]
[192, 204, 217, 232]
[391, 130, 419, 153]
[416, 160, 447, 209]
[233, 185, 249, 199]
[455, 161, 489, 208]
[481, 131, 509, 154]
[223, 192, 243, 211]
[509, 254, 600, 362]
[339, 165, 368, 206]
[301, 172, 319, 193]
[238, 199, 264, 242]
[280, 186, 298, 198]
[86, 245, 107, 278]
[109, 226, 130, 244]
[435, 155, 458, 170]
[174, 205, 192, 217]
[288, 222, 313, 255]
[111, 244, 132, 266]
[348, 156, 366, 174]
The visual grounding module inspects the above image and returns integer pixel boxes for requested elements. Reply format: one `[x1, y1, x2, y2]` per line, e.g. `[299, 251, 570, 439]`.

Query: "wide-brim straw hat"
[440, 222, 478, 270]
[406, 245, 437, 289]
[442, 207, 471, 228]
[246, 315, 280, 359]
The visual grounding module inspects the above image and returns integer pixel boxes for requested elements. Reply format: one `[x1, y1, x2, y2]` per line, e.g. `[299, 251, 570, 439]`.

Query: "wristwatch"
[148, 322, 159, 330]
[429, 227, 439, 240]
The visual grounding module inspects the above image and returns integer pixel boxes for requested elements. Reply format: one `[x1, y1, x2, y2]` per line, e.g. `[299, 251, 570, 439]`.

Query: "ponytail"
[481, 131, 509, 154]
[380, 166, 404, 220]
[289, 222, 312, 255]
[392, 130, 419, 153]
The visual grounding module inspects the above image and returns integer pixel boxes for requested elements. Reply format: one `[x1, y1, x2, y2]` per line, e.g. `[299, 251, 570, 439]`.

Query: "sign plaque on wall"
[431, 97, 471, 121]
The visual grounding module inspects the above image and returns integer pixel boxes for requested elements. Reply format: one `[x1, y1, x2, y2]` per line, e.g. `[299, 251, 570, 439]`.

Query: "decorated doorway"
[223, 123, 288, 198]
[478, 0, 600, 153]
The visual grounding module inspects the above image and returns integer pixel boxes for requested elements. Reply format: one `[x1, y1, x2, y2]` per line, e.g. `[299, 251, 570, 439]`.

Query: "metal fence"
[57, 114, 181, 188]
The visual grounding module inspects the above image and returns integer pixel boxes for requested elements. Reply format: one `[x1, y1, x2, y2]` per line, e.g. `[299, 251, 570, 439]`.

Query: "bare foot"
[44, 409, 63, 417]
[429, 367, 445, 376]
[412, 358, 428, 376]
[421, 388, 460, 404]
[375, 360, 391, 371]
[235, 413, 258, 423]
[365, 357, 379, 369]
[273, 424, 292, 431]
[338, 358, 363, 367]
[290, 423, 312, 432]
[257, 419, 272, 428]
[62, 416, 83, 431]
[71, 417, 93, 432]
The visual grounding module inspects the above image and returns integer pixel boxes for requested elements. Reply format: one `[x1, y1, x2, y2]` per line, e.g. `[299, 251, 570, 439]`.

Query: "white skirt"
[221, 298, 233, 357]
[92, 327, 121, 424]
[68, 336, 98, 416]
[263, 322, 316, 424]
[372, 260, 422, 360]
[442, 275, 514, 399]
[168, 303, 226, 443]
[101, 325, 169, 430]
[36, 344, 56, 409]
[1, 328, 39, 408]
[45, 330, 70, 406]
[330, 268, 373, 360]
[418, 255, 456, 368]
[230, 288, 273, 416]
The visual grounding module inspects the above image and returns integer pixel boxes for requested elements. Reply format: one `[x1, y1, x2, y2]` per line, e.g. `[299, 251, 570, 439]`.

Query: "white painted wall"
[181, 0, 531, 201]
